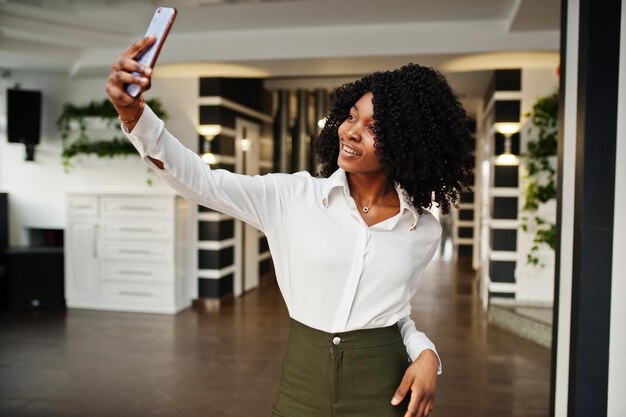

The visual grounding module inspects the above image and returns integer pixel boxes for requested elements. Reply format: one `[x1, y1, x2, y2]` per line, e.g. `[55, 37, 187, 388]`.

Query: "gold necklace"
[353, 190, 393, 213]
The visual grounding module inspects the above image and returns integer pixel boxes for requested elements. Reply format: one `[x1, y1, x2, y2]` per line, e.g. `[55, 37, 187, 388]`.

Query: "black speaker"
[7, 88, 42, 161]
[4, 247, 65, 310]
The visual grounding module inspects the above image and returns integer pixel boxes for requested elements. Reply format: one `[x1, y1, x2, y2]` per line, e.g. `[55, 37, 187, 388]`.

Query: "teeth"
[342, 144, 360, 156]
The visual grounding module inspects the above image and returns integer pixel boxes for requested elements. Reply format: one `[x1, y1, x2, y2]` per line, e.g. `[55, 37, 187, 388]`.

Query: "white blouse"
[123, 105, 443, 373]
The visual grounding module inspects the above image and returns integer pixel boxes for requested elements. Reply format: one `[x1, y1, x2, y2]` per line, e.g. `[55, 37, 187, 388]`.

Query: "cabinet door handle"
[119, 270, 152, 276]
[93, 224, 98, 258]
[118, 205, 159, 211]
[119, 290, 152, 297]
[119, 227, 157, 233]
[119, 249, 153, 255]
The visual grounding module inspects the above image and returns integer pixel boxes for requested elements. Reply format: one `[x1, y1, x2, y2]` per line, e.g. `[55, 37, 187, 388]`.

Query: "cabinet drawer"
[100, 220, 173, 240]
[68, 197, 98, 217]
[100, 262, 173, 284]
[100, 197, 173, 219]
[100, 282, 172, 306]
[99, 241, 173, 262]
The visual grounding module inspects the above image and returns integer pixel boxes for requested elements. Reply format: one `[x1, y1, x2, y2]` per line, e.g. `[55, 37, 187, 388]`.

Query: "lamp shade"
[495, 152, 520, 166]
[494, 122, 521, 136]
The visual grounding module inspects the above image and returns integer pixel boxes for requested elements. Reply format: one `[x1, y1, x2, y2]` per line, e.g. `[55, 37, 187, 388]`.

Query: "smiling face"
[336, 92, 384, 176]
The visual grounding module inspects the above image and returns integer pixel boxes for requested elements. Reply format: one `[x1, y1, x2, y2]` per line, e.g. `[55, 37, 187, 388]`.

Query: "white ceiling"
[0, 0, 561, 114]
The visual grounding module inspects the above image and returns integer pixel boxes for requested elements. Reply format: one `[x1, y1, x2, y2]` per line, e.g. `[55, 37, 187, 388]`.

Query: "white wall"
[607, 1, 626, 415]
[516, 67, 560, 303]
[0, 72, 198, 246]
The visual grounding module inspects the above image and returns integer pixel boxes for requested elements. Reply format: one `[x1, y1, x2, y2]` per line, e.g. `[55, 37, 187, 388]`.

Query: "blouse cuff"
[409, 343, 443, 375]
[120, 104, 164, 164]
[406, 335, 443, 375]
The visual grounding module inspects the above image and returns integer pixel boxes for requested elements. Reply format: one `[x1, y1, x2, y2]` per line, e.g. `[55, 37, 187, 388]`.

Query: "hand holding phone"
[126, 7, 177, 97]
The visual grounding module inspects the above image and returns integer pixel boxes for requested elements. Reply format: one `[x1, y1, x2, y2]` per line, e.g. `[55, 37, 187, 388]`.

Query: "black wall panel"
[494, 165, 520, 187]
[198, 220, 235, 241]
[489, 260, 516, 282]
[459, 210, 474, 221]
[259, 236, 269, 254]
[489, 291, 515, 299]
[494, 69, 522, 91]
[494, 101, 521, 123]
[491, 229, 518, 251]
[461, 191, 475, 203]
[492, 197, 518, 219]
[198, 274, 234, 298]
[260, 258, 273, 276]
[199, 78, 271, 114]
[213, 163, 236, 172]
[458, 245, 473, 257]
[198, 247, 234, 270]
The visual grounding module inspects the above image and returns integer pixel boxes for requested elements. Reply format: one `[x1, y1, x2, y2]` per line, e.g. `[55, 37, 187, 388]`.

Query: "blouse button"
[322, 198, 328, 207]
[332, 336, 341, 346]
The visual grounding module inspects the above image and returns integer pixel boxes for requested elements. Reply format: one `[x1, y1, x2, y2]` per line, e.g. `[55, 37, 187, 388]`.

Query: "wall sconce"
[198, 124, 221, 165]
[200, 139, 217, 164]
[240, 126, 251, 152]
[494, 122, 521, 166]
[240, 139, 251, 152]
[198, 124, 222, 140]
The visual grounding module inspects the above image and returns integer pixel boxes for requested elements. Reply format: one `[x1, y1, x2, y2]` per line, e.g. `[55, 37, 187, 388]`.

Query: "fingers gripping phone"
[126, 7, 177, 98]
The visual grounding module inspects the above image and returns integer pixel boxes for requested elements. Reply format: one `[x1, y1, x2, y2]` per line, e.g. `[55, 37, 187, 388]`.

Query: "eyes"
[346, 113, 376, 135]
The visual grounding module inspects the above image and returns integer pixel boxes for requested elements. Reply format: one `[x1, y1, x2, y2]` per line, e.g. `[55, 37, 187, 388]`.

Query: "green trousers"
[272, 319, 410, 417]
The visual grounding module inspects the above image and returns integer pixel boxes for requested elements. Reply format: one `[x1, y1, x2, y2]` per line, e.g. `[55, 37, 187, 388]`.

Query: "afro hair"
[313, 63, 474, 214]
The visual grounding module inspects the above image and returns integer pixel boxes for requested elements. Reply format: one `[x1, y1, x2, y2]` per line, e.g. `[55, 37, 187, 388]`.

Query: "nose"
[345, 124, 362, 141]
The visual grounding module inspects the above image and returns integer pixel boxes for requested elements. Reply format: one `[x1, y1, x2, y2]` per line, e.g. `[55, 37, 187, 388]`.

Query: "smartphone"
[126, 7, 177, 98]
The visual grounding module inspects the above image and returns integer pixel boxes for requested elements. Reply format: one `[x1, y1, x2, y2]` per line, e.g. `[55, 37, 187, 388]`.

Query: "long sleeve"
[397, 316, 442, 374]
[397, 233, 443, 374]
[122, 105, 445, 374]
[122, 105, 303, 233]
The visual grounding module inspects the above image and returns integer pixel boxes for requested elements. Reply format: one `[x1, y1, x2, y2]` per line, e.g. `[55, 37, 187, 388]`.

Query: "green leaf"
[522, 90, 558, 266]
[57, 98, 167, 186]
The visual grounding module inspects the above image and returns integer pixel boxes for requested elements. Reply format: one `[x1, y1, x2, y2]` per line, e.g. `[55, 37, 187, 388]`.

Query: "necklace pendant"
[362, 206, 369, 213]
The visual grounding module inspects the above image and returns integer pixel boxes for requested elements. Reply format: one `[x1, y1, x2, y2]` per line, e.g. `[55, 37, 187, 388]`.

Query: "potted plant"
[57, 98, 167, 170]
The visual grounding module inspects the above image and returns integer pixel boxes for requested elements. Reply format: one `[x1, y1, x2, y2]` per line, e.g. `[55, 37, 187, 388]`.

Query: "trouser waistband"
[289, 318, 402, 349]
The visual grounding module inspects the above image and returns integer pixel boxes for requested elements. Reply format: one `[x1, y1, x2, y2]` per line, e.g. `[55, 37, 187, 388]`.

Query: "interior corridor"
[0, 254, 551, 417]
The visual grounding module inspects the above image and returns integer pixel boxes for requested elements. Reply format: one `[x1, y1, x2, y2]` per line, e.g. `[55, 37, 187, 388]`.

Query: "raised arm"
[105, 37, 299, 233]
[123, 105, 298, 232]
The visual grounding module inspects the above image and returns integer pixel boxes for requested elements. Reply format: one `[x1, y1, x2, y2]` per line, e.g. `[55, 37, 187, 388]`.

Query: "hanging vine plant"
[521, 91, 559, 266]
[57, 98, 167, 170]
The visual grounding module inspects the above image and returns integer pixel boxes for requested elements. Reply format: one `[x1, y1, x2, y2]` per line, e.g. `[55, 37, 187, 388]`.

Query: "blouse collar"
[321, 168, 419, 231]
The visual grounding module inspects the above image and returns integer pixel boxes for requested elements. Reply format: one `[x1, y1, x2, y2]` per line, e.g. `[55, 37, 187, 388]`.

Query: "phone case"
[126, 7, 177, 98]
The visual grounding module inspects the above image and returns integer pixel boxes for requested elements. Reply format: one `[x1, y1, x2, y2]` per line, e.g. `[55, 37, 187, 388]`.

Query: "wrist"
[118, 98, 144, 132]
[415, 349, 439, 367]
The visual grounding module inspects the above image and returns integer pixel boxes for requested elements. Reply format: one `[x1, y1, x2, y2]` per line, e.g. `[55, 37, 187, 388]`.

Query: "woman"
[106, 37, 473, 417]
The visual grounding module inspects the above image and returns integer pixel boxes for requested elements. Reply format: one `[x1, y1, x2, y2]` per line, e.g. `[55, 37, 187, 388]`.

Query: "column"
[552, 0, 623, 415]
[194, 77, 273, 308]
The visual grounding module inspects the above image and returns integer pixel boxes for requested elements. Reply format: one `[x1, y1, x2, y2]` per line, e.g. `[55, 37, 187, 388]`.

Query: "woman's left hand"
[391, 349, 439, 417]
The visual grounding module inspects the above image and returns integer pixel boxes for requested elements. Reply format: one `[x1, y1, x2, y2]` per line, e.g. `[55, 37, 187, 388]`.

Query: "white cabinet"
[65, 220, 98, 302]
[65, 193, 193, 314]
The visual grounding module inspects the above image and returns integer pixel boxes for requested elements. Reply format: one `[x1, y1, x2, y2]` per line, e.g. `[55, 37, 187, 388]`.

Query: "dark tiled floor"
[0, 256, 551, 417]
